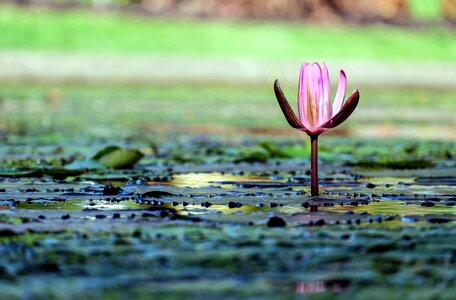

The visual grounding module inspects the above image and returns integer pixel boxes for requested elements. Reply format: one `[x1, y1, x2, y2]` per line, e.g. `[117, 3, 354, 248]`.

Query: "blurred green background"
[0, 0, 454, 139]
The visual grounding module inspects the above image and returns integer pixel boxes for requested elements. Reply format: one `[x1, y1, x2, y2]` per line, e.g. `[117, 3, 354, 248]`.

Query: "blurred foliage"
[442, 0, 456, 23]
[409, 0, 441, 20]
[4, 0, 448, 23]
[0, 4, 455, 60]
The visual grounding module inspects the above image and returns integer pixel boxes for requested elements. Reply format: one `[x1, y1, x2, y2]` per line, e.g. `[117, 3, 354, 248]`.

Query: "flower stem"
[310, 135, 319, 196]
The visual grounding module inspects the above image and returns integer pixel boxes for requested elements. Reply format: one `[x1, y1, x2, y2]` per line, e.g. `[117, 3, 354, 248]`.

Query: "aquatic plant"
[274, 62, 360, 196]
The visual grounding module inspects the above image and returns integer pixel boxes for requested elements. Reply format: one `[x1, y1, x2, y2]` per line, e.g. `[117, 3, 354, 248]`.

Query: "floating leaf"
[65, 159, 105, 170]
[0, 170, 42, 178]
[42, 168, 85, 179]
[97, 148, 144, 169]
[92, 145, 121, 160]
[142, 191, 176, 198]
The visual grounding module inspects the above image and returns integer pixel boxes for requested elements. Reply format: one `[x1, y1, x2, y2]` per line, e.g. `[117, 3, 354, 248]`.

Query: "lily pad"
[92, 145, 121, 160]
[94, 147, 144, 169]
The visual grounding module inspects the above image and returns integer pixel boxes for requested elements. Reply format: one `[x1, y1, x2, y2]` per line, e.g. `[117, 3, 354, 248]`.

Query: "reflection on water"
[358, 176, 414, 186]
[149, 172, 267, 188]
[15, 197, 456, 229]
[177, 204, 302, 216]
[177, 204, 261, 216]
[8, 172, 456, 220]
[321, 200, 456, 216]
[15, 199, 147, 211]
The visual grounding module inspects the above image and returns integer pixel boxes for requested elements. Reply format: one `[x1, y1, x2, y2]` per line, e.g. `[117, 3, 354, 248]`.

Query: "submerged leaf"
[234, 147, 270, 163]
[281, 145, 311, 158]
[259, 142, 292, 158]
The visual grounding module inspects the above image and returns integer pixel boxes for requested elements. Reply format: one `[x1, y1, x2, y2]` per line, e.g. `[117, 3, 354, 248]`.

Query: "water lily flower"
[274, 62, 360, 196]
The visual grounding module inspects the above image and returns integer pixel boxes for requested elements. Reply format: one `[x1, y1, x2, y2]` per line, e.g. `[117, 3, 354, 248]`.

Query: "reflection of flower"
[295, 281, 344, 294]
[295, 281, 325, 294]
[274, 62, 360, 196]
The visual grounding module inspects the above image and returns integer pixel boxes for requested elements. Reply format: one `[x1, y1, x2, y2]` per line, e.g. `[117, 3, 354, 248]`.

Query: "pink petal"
[274, 79, 309, 132]
[298, 63, 309, 125]
[321, 89, 359, 130]
[331, 70, 347, 117]
[311, 63, 322, 102]
[320, 63, 331, 123]
[304, 63, 322, 130]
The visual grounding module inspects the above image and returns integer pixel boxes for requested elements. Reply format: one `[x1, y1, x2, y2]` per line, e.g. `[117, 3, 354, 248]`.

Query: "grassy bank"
[0, 4, 455, 61]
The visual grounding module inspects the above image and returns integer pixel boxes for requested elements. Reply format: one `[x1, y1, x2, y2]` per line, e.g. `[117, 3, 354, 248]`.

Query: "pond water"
[3, 171, 455, 223]
[0, 84, 455, 299]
